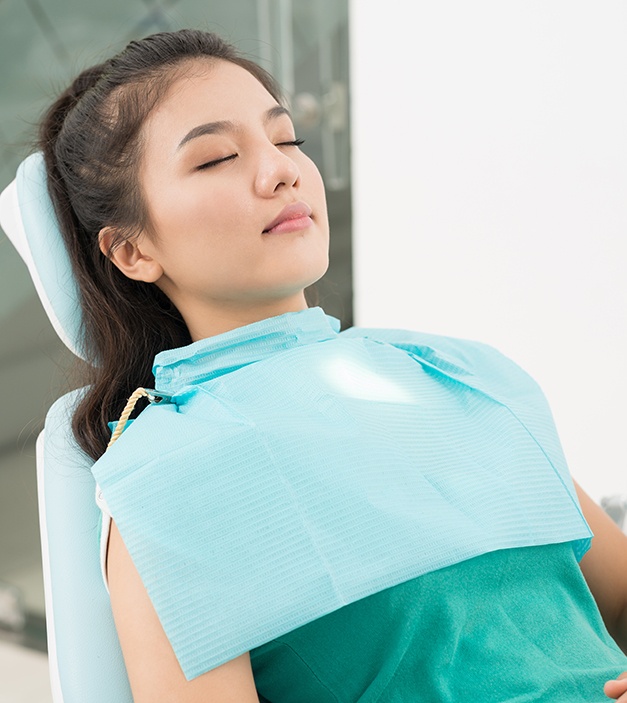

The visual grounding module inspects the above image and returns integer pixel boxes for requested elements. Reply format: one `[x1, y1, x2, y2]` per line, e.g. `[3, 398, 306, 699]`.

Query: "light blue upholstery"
[12, 152, 85, 359]
[0, 153, 133, 702]
[37, 391, 132, 702]
[16, 152, 82, 356]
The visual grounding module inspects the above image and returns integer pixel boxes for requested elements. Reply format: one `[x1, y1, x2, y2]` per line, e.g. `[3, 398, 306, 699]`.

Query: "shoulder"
[339, 325, 538, 391]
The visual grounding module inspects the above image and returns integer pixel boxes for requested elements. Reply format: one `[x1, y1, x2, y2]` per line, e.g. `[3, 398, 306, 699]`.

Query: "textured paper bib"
[91, 307, 592, 680]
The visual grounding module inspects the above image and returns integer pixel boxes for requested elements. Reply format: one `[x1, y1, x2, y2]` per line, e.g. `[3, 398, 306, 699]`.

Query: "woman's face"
[112, 59, 330, 339]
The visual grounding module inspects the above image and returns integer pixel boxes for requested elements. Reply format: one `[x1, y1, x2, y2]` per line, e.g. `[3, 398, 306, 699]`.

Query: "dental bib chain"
[106, 388, 172, 450]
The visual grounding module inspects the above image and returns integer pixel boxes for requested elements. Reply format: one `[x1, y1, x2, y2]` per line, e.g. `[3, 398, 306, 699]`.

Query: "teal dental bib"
[90, 306, 592, 681]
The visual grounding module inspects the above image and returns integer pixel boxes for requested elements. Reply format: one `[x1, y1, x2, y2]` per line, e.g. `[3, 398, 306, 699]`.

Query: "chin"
[279, 257, 329, 288]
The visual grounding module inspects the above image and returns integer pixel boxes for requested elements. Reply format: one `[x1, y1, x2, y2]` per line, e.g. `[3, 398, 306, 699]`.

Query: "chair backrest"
[0, 155, 133, 702]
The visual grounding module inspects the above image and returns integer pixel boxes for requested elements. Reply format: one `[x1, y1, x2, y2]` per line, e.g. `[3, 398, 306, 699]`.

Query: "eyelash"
[196, 138, 305, 171]
[280, 138, 306, 148]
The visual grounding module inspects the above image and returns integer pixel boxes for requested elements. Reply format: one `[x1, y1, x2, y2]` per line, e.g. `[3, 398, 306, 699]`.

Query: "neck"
[181, 292, 310, 342]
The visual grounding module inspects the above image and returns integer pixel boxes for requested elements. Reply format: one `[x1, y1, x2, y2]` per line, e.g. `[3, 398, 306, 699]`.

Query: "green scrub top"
[250, 541, 627, 702]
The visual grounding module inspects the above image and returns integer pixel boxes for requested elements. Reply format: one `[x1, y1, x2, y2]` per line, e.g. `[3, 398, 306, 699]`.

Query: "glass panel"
[0, 0, 351, 650]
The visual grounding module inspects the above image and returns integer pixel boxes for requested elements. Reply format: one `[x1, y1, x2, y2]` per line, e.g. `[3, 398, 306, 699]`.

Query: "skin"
[573, 480, 627, 699]
[98, 58, 627, 701]
[606, 673, 627, 701]
[100, 58, 330, 340]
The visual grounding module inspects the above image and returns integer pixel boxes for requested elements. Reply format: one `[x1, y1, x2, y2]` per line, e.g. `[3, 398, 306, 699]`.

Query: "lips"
[263, 202, 312, 233]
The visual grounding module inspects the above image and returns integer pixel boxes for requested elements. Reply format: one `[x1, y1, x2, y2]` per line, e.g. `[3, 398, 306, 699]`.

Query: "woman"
[38, 28, 627, 702]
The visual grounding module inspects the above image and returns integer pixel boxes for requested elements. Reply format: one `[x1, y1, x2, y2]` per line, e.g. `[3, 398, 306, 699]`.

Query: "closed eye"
[277, 138, 305, 148]
[196, 154, 237, 170]
[196, 139, 304, 170]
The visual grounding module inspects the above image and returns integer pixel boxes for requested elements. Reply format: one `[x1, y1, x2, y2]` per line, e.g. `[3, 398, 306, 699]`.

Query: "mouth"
[263, 201, 313, 234]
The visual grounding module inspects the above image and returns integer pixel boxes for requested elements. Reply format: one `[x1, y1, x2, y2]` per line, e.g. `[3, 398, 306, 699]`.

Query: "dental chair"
[0, 152, 134, 702]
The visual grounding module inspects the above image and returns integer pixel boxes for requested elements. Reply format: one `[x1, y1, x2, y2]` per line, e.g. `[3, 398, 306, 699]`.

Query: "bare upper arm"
[107, 519, 260, 703]
[573, 479, 627, 633]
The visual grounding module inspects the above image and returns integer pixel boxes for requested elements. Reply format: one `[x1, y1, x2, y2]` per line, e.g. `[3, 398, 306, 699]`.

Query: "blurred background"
[0, 1, 351, 699]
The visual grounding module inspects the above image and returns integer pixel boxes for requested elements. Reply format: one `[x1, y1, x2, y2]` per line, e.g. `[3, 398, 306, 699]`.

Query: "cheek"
[146, 181, 227, 243]
[167, 174, 253, 227]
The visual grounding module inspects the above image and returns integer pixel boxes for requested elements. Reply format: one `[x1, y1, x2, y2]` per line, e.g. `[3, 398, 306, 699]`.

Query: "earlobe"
[98, 226, 163, 283]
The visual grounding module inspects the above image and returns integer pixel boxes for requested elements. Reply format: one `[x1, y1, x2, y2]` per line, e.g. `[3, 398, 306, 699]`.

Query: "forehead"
[144, 59, 280, 140]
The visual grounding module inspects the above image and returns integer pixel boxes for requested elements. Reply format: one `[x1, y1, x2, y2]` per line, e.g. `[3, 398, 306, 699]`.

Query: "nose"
[253, 143, 301, 197]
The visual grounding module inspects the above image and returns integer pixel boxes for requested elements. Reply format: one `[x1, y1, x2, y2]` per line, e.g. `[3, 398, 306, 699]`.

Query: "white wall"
[349, 1, 627, 502]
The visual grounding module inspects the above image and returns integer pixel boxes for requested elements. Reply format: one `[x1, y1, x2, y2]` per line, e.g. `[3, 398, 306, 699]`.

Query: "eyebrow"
[177, 105, 291, 150]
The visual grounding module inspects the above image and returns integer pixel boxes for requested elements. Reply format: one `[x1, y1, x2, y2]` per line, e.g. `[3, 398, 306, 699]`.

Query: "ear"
[98, 226, 163, 283]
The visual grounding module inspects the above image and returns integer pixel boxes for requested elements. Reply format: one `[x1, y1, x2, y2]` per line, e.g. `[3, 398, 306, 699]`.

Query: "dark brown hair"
[39, 29, 307, 461]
